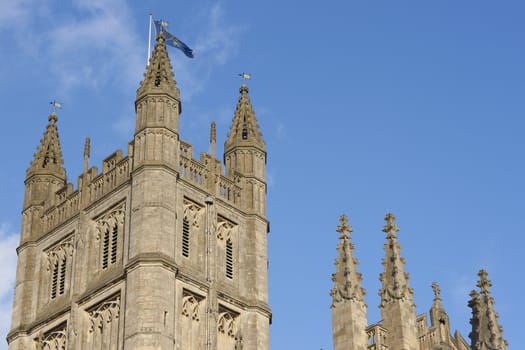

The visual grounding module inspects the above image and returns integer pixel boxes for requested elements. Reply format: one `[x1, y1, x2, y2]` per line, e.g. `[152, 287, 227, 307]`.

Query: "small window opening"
[111, 225, 118, 264]
[59, 257, 66, 295]
[51, 261, 59, 299]
[226, 239, 233, 279]
[182, 218, 190, 257]
[242, 129, 248, 140]
[102, 231, 110, 269]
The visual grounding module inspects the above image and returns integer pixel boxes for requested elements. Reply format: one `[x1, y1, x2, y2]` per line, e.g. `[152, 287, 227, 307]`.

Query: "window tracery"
[46, 237, 73, 300]
[94, 204, 125, 271]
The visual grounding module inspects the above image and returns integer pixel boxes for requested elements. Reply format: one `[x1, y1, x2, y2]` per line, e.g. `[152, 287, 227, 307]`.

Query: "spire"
[137, 31, 180, 103]
[330, 215, 368, 350]
[469, 270, 507, 350]
[27, 113, 66, 180]
[224, 84, 265, 153]
[330, 215, 366, 305]
[378, 213, 415, 308]
[378, 213, 418, 350]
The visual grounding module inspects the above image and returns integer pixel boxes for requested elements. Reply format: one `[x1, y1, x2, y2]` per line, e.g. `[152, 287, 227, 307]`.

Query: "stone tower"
[330, 213, 507, 350]
[7, 31, 271, 350]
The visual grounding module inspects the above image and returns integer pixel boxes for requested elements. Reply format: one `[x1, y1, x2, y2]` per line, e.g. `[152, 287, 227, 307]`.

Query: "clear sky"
[0, 1, 523, 349]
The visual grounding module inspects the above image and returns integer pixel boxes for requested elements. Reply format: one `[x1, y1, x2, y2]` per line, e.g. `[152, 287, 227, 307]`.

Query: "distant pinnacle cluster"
[331, 214, 507, 350]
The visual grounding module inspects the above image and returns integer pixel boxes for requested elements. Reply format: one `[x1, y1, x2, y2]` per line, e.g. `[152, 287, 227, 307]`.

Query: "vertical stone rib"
[378, 213, 417, 350]
[469, 270, 508, 350]
[330, 215, 367, 350]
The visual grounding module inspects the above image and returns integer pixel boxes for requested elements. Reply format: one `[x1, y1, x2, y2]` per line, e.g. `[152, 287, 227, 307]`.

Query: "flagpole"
[147, 13, 152, 65]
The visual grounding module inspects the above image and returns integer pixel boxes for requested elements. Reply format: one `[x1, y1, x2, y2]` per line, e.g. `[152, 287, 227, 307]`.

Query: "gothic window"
[95, 205, 125, 271]
[182, 199, 203, 258]
[35, 324, 67, 350]
[217, 217, 237, 280]
[87, 295, 121, 350]
[242, 129, 248, 140]
[226, 239, 233, 279]
[46, 237, 74, 300]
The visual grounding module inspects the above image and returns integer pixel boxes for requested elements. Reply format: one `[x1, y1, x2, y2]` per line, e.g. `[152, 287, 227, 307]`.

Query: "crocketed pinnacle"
[469, 270, 507, 350]
[378, 213, 415, 308]
[330, 215, 366, 306]
[27, 113, 66, 180]
[136, 31, 180, 103]
[224, 84, 265, 152]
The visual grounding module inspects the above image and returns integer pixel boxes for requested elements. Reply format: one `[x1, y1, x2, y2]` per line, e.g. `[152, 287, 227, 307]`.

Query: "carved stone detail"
[35, 326, 67, 350]
[183, 199, 202, 228]
[88, 297, 121, 333]
[181, 293, 202, 321]
[216, 217, 237, 241]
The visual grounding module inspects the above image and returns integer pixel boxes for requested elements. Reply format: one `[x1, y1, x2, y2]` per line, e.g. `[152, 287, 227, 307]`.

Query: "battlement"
[41, 136, 243, 232]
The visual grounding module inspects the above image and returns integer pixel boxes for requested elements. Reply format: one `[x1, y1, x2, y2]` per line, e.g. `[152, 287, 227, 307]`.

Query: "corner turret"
[135, 31, 181, 135]
[133, 31, 181, 170]
[22, 112, 67, 240]
[224, 84, 266, 215]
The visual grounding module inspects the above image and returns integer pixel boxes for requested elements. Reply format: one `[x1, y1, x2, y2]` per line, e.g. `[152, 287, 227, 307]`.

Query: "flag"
[50, 101, 62, 109]
[239, 73, 251, 80]
[154, 20, 194, 58]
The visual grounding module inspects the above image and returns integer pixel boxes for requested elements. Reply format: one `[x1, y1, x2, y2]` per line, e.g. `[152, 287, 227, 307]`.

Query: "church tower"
[7, 30, 271, 350]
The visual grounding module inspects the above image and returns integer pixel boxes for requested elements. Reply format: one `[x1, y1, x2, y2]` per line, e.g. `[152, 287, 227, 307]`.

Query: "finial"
[210, 121, 216, 144]
[240, 84, 249, 95]
[383, 212, 399, 237]
[210, 122, 216, 160]
[83, 137, 90, 174]
[476, 269, 492, 294]
[336, 214, 353, 239]
[432, 282, 441, 300]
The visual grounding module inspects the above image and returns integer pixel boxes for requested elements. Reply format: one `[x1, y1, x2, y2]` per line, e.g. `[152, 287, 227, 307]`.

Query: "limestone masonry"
[7, 31, 506, 350]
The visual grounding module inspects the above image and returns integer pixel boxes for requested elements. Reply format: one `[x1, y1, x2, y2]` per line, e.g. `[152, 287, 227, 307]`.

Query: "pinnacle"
[379, 213, 414, 307]
[224, 84, 265, 152]
[469, 269, 507, 350]
[331, 215, 365, 306]
[137, 31, 180, 102]
[27, 113, 66, 180]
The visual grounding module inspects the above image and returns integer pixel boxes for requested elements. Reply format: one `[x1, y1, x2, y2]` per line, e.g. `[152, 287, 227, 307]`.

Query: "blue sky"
[1, 1, 523, 349]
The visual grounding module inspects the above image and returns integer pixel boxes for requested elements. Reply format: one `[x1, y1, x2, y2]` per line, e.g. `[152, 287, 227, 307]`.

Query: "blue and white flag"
[154, 20, 194, 58]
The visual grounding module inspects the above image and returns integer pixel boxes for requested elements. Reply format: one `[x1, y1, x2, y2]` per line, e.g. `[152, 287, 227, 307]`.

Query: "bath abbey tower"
[7, 31, 506, 350]
[7, 31, 270, 350]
